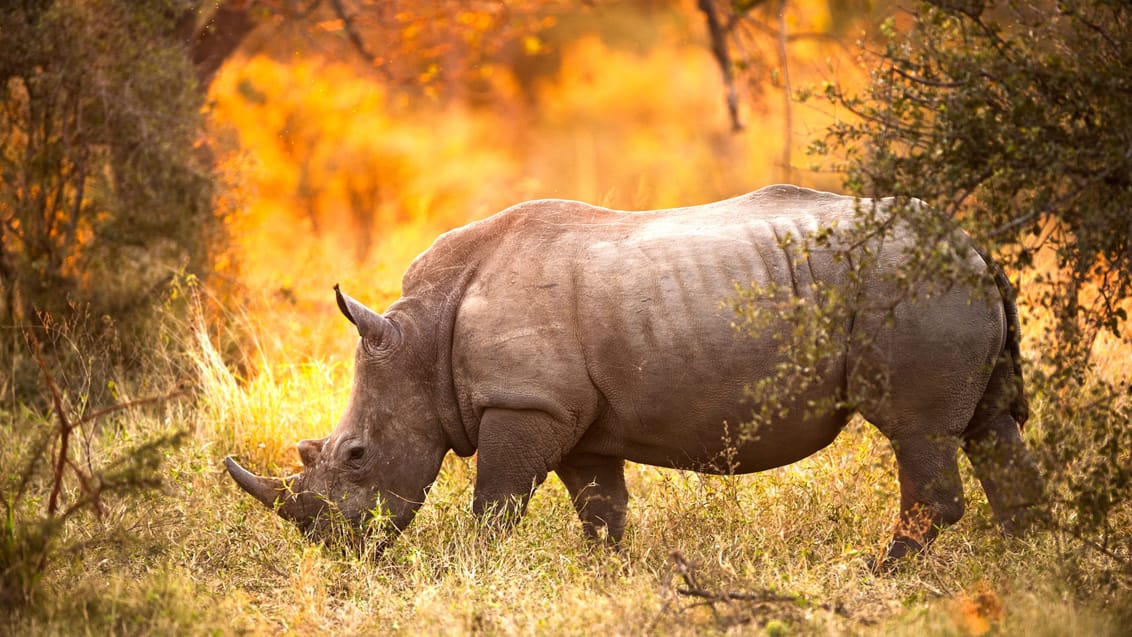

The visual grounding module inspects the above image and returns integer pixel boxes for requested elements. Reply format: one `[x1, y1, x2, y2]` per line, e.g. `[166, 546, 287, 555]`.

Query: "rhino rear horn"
[225, 456, 288, 509]
[334, 284, 395, 344]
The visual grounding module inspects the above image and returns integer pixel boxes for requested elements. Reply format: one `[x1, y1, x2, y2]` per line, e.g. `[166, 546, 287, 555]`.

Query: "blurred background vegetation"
[1, 0, 1128, 633]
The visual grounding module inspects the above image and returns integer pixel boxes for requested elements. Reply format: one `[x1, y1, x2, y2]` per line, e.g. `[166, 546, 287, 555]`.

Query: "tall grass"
[187, 298, 351, 474]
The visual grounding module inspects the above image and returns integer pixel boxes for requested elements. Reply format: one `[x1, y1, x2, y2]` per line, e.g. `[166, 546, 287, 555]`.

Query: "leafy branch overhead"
[815, 0, 1131, 354]
[180, 1, 551, 94]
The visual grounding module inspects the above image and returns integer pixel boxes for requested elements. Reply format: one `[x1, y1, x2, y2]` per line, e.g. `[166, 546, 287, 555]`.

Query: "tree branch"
[669, 551, 851, 617]
[891, 64, 964, 88]
[188, 1, 259, 90]
[27, 327, 188, 518]
[697, 0, 744, 131]
[328, 0, 395, 81]
[29, 328, 78, 516]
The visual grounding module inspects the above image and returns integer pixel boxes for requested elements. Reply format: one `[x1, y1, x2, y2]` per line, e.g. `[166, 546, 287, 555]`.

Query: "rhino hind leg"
[555, 453, 628, 543]
[962, 413, 1046, 536]
[880, 435, 966, 568]
[960, 348, 1046, 536]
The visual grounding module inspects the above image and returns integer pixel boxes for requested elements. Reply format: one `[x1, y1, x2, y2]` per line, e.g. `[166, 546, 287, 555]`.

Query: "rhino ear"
[334, 284, 395, 344]
[297, 437, 327, 468]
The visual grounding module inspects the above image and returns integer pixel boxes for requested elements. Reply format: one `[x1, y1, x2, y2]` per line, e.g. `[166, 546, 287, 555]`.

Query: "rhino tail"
[979, 248, 1029, 427]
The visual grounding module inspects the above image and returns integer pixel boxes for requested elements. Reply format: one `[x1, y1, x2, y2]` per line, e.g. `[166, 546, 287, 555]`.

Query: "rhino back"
[572, 193, 860, 469]
[450, 186, 862, 471]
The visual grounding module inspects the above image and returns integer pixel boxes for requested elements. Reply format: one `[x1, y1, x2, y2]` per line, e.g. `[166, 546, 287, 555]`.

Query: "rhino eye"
[345, 445, 365, 462]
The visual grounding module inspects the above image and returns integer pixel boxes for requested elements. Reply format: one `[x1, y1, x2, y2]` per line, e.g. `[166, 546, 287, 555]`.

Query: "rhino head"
[225, 286, 449, 549]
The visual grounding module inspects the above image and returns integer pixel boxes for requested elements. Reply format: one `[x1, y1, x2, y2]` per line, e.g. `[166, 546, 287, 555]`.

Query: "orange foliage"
[206, 0, 862, 362]
[953, 580, 1005, 636]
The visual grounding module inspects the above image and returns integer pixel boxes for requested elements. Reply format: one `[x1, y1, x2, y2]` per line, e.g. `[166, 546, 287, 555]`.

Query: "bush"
[0, 0, 226, 404]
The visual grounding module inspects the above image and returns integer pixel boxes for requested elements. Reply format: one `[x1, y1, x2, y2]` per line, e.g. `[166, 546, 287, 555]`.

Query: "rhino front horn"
[225, 456, 287, 509]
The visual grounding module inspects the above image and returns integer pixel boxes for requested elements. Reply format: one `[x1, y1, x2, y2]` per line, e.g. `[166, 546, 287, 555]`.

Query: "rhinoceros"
[226, 184, 1043, 564]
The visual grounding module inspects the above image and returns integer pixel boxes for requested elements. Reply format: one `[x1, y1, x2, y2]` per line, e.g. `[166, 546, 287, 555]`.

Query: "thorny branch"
[26, 327, 187, 520]
[30, 329, 76, 517]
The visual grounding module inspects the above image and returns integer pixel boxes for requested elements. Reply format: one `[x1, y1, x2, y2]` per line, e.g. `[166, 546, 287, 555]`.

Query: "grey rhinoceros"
[226, 185, 1043, 565]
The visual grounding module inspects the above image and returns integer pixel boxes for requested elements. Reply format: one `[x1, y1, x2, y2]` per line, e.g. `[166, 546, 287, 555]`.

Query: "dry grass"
[5, 305, 1128, 635]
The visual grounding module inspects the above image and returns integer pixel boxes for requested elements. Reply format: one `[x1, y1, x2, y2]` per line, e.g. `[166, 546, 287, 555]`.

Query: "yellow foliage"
[207, 9, 860, 366]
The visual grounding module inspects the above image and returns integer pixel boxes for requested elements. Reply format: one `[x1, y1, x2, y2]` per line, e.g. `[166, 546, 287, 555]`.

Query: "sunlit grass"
[18, 347, 1126, 636]
[188, 301, 351, 473]
[6, 287, 1128, 634]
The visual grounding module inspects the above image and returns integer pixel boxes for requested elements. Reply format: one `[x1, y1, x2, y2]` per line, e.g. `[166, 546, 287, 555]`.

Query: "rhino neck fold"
[435, 268, 479, 457]
[386, 271, 478, 458]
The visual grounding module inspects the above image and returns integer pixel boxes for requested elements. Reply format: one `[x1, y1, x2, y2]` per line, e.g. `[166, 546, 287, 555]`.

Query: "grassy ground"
[4, 305, 1129, 635]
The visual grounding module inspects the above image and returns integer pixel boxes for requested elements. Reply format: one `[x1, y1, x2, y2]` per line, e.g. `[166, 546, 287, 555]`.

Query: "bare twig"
[669, 551, 852, 617]
[29, 329, 79, 516]
[74, 385, 187, 429]
[988, 210, 1039, 238]
[26, 326, 188, 518]
[677, 585, 804, 604]
[891, 64, 964, 88]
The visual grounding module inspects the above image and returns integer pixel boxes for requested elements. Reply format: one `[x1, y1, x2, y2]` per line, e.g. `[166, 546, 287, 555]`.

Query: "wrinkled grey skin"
[227, 185, 1043, 564]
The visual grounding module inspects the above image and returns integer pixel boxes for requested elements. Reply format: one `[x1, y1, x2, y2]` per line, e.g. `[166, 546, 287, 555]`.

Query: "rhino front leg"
[881, 435, 965, 567]
[472, 407, 573, 531]
[555, 453, 628, 543]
